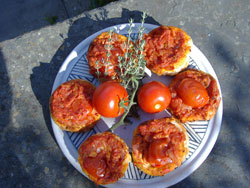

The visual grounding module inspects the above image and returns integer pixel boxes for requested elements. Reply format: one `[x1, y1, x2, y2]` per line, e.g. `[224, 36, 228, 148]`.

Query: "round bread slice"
[143, 26, 193, 75]
[78, 132, 131, 185]
[87, 32, 128, 82]
[132, 117, 189, 176]
[50, 79, 100, 132]
[168, 69, 221, 122]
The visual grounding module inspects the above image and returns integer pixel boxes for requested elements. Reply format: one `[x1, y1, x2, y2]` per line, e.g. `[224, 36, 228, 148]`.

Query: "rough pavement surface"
[0, 0, 249, 187]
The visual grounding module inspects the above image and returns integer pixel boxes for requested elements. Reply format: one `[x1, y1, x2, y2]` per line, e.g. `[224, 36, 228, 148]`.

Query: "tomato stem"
[109, 79, 139, 131]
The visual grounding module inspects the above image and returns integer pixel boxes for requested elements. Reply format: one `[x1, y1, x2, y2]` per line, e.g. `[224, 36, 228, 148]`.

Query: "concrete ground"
[0, 0, 93, 42]
[0, 0, 250, 188]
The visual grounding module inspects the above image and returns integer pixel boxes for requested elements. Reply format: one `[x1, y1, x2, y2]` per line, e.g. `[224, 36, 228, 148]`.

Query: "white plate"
[50, 23, 223, 188]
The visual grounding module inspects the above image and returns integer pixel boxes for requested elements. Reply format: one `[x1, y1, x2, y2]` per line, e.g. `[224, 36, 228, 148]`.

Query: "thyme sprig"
[103, 29, 115, 79]
[109, 12, 147, 131]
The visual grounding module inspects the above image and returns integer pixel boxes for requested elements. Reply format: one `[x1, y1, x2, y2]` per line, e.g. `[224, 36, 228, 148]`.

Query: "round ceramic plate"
[50, 23, 223, 188]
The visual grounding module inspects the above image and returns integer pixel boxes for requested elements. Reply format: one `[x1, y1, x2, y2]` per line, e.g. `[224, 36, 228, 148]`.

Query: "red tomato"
[147, 139, 169, 167]
[177, 78, 209, 108]
[137, 81, 171, 113]
[92, 81, 128, 118]
[83, 157, 106, 178]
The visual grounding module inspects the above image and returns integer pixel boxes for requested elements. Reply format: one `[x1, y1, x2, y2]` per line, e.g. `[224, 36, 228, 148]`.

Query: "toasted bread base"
[168, 69, 221, 122]
[87, 32, 128, 81]
[79, 132, 131, 185]
[144, 26, 193, 76]
[50, 79, 100, 132]
[132, 117, 189, 176]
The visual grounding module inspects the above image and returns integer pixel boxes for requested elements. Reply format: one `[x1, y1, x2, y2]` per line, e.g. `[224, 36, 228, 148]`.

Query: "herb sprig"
[108, 12, 147, 131]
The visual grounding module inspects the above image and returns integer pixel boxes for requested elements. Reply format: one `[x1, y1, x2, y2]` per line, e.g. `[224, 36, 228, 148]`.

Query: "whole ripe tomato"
[137, 81, 171, 113]
[177, 78, 209, 108]
[92, 81, 128, 118]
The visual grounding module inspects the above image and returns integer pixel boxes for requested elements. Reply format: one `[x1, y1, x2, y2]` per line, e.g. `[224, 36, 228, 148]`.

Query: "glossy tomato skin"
[83, 156, 106, 178]
[177, 78, 209, 108]
[137, 81, 171, 113]
[92, 81, 128, 118]
[147, 138, 170, 167]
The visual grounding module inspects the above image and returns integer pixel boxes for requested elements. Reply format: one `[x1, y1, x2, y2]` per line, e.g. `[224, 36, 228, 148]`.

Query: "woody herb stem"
[109, 78, 138, 131]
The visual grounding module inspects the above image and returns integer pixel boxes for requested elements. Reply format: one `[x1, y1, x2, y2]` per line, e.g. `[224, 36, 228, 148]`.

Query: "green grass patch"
[45, 16, 58, 25]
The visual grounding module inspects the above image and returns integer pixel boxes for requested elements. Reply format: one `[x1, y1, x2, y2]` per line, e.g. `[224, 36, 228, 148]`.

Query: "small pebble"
[63, 171, 68, 177]
[39, 38, 44, 43]
[44, 167, 50, 174]
[34, 129, 40, 135]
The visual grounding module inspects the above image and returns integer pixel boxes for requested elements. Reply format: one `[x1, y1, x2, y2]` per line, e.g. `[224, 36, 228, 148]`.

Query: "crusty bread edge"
[78, 132, 131, 185]
[168, 69, 221, 122]
[132, 117, 189, 176]
[148, 26, 193, 76]
[49, 79, 101, 132]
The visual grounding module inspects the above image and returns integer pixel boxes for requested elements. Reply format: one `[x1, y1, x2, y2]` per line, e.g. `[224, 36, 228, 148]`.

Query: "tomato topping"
[50, 79, 100, 131]
[87, 32, 128, 81]
[143, 26, 192, 75]
[79, 132, 131, 185]
[92, 81, 128, 118]
[132, 118, 188, 175]
[177, 78, 209, 108]
[83, 156, 106, 178]
[137, 81, 171, 113]
[147, 138, 170, 167]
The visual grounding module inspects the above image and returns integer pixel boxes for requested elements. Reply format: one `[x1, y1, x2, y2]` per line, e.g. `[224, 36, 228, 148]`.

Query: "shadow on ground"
[0, 0, 66, 42]
[0, 50, 12, 131]
[0, 49, 15, 187]
[0, 0, 118, 42]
